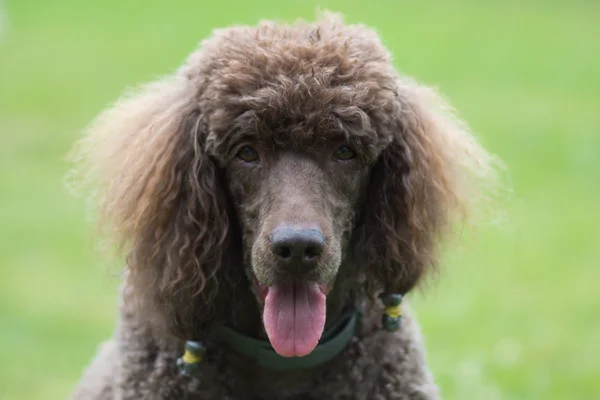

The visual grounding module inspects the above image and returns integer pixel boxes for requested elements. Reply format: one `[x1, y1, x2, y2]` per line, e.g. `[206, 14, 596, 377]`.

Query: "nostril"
[274, 245, 292, 259]
[304, 245, 322, 261]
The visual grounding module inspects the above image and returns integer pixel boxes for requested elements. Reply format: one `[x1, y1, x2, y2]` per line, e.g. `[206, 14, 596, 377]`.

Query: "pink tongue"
[263, 282, 326, 357]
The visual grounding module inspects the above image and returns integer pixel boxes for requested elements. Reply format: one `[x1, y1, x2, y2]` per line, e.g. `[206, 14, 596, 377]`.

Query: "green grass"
[1, 0, 599, 398]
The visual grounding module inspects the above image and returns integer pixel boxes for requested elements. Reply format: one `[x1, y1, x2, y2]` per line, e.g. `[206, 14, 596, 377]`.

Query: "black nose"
[270, 227, 326, 271]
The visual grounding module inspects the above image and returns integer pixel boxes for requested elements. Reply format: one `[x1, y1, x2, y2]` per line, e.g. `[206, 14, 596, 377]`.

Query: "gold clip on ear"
[177, 341, 206, 377]
[379, 293, 403, 332]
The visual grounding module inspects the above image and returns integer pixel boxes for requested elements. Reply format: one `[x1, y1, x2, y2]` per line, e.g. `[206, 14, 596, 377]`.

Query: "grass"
[1, 0, 599, 398]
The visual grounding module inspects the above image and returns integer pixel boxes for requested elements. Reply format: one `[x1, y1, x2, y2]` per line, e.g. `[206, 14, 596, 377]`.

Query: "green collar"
[211, 309, 358, 371]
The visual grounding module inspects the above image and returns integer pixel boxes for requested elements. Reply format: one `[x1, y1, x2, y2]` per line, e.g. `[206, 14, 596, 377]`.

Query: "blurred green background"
[1, 0, 598, 399]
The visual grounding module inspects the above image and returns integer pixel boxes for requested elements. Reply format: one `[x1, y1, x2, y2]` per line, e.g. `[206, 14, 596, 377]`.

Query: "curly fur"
[71, 13, 496, 399]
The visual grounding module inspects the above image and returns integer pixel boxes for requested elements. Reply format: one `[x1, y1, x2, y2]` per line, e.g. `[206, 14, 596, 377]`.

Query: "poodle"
[71, 13, 495, 400]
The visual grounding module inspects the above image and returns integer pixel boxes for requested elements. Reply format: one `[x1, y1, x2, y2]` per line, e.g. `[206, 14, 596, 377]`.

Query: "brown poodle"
[71, 13, 495, 400]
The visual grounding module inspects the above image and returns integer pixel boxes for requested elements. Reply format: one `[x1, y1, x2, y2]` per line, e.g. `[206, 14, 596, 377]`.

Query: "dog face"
[219, 134, 377, 286]
[208, 118, 381, 356]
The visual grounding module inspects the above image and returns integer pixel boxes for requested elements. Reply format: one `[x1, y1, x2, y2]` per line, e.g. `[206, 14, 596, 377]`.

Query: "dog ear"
[354, 82, 495, 296]
[72, 75, 239, 337]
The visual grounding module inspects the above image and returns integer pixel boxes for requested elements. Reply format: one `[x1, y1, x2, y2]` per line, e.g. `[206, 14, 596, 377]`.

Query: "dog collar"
[178, 308, 358, 375]
[214, 308, 358, 370]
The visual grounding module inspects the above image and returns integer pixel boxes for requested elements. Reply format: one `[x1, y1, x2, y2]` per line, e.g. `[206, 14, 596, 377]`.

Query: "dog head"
[74, 14, 495, 356]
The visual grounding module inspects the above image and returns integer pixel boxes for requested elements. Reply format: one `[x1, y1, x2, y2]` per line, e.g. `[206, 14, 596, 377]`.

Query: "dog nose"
[270, 227, 325, 271]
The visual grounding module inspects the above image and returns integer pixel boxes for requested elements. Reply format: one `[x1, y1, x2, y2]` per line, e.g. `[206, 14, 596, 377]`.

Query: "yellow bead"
[182, 350, 202, 364]
[384, 305, 402, 318]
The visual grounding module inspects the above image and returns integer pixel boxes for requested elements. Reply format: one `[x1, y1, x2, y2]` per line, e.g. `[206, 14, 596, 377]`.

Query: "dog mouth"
[252, 275, 328, 357]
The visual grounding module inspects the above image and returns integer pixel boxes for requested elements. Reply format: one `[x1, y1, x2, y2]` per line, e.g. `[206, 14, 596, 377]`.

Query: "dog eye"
[236, 146, 259, 163]
[333, 146, 357, 161]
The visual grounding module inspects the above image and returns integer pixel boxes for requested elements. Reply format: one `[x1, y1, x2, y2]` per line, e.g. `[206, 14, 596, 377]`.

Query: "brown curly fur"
[71, 13, 496, 400]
